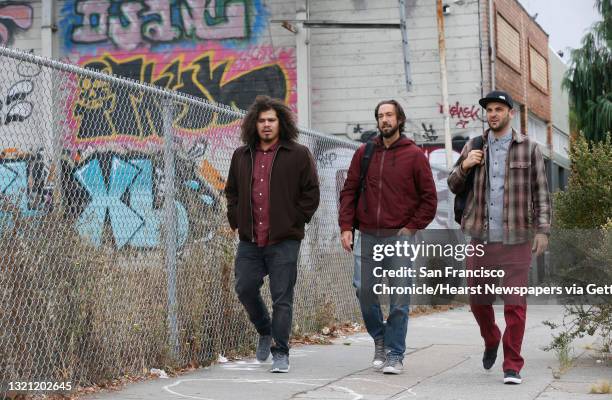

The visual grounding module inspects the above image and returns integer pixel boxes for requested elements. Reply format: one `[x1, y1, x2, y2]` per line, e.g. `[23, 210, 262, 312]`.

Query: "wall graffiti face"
[62, 0, 267, 50]
[0, 3, 33, 46]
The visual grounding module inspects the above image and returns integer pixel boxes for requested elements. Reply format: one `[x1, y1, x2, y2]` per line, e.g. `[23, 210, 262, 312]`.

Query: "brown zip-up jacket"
[225, 139, 320, 243]
[447, 129, 551, 244]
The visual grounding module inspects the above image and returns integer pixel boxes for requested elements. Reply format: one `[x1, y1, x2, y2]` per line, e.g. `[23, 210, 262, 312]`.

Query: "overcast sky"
[517, 0, 601, 63]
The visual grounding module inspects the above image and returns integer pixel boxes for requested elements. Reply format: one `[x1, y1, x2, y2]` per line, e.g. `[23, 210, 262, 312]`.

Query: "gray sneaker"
[256, 335, 272, 362]
[382, 355, 404, 374]
[372, 338, 386, 369]
[270, 353, 290, 373]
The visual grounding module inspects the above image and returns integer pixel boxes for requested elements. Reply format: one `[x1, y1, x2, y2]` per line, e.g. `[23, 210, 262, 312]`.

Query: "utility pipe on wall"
[436, 0, 453, 171]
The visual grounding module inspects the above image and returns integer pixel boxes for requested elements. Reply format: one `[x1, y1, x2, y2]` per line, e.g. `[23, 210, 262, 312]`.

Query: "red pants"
[467, 242, 532, 372]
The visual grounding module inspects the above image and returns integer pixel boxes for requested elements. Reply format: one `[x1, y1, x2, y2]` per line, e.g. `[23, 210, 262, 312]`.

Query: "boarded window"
[496, 14, 521, 71]
[529, 46, 548, 92]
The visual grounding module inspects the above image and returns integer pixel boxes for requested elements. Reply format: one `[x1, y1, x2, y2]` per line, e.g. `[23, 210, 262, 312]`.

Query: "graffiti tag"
[437, 102, 481, 129]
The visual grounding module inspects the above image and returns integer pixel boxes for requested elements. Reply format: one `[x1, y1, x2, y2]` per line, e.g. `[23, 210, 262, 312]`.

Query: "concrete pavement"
[81, 306, 611, 400]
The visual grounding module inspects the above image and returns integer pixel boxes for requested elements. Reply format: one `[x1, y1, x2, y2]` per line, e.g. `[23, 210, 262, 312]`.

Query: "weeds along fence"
[0, 46, 362, 393]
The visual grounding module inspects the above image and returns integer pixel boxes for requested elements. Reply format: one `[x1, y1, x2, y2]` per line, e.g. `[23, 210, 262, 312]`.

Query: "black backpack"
[453, 136, 484, 224]
[352, 140, 376, 234]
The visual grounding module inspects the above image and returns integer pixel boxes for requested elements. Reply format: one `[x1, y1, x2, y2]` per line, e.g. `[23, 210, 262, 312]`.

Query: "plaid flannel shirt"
[447, 129, 551, 244]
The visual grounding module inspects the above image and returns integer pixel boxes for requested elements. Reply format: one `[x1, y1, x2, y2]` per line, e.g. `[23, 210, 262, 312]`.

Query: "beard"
[379, 123, 399, 138]
[488, 114, 511, 132]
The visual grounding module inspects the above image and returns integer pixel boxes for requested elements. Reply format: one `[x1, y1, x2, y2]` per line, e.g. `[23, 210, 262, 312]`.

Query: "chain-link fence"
[0, 46, 365, 396]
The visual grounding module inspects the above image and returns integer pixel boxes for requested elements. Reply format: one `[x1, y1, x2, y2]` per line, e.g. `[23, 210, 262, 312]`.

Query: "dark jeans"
[234, 239, 301, 355]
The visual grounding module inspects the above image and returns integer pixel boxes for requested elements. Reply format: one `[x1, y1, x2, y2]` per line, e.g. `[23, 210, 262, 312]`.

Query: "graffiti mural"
[70, 47, 292, 142]
[62, 0, 266, 51]
[60, 149, 222, 249]
[4, 0, 298, 250]
[0, 2, 33, 46]
[1, 56, 41, 126]
[0, 152, 52, 232]
[73, 155, 188, 248]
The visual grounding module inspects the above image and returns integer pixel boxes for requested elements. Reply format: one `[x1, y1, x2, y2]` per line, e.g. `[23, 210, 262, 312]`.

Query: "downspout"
[41, 0, 54, 58]
[296, 0, 311, 128]
[436, 0, 452, 172]
[488, 0, 495, 91]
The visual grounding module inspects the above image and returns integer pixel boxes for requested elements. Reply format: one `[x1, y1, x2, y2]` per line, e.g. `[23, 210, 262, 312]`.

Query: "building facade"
[2, 0, 569, 188]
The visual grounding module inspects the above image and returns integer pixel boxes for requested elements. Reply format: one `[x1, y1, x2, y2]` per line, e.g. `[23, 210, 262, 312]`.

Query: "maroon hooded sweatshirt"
[338, 135, 437, 233]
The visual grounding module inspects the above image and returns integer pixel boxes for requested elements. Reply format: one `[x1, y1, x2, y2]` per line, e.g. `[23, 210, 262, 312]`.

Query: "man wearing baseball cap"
[448, 90, 551, 384]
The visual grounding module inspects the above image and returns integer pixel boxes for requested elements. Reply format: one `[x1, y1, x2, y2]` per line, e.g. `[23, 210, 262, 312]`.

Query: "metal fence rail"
[0, 46, 361, 394]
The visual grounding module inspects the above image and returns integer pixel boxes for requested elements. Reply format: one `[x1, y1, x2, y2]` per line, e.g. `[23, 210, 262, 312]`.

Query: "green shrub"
[545, 134, 612, 358]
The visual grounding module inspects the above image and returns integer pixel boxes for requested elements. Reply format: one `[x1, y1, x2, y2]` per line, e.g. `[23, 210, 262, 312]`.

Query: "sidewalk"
[82, 306, 610, 400]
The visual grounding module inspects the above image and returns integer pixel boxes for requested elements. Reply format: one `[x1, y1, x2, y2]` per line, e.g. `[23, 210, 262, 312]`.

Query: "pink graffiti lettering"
[181, 0, 247, 40]
[73, 0, 109, 44]
[71, 0, 248, 50]
[0, 3, 33, 46]
[438, 101, 481, 129]
[109, 2, 144, 51]
[142, 0, 180, 42]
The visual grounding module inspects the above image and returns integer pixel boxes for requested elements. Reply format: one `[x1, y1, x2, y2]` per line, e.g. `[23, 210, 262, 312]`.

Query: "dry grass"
[590, 379, 611, 394]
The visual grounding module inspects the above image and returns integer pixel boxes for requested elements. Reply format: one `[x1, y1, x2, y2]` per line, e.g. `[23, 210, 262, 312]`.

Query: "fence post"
[162, 97, 179, 360]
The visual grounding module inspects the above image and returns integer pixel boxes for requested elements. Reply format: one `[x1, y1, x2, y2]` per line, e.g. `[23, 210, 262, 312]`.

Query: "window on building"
[496, 13, 521, 72]
[529, 45, 548, 93]
[558, 166, 567, 191]
[528, 112, 547, 145]
[544, 158, 553, 192]
[553, 126, 569, 159]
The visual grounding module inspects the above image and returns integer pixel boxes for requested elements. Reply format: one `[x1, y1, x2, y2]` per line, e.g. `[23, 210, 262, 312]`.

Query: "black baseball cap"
[479, 90, 514, 109]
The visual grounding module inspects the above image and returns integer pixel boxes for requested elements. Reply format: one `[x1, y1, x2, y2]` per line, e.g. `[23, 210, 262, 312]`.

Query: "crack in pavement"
[285, 345, 436, 400]
[384, 353, 472, 400]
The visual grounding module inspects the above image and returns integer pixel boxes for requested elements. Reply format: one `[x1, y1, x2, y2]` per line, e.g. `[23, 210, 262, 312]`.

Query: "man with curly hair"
[225, 96, 320, 373]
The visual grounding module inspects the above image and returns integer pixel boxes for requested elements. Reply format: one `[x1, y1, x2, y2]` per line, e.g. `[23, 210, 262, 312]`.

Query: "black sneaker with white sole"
[503, 370, 522, 384]
[483, 343, 499, 370]
[372, 338, 386, 369]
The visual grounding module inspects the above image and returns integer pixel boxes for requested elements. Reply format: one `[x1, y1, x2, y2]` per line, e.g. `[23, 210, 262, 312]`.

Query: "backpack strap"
[358, 140, 375, 212]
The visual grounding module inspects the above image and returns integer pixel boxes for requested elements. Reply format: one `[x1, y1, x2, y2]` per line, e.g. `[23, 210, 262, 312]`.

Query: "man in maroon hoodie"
[339, 100, 437, 374]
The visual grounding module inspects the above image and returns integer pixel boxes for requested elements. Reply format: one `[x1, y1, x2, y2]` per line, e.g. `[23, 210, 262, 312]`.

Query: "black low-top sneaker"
[503, 370, 522, 384]
[483, 343, 499, 370]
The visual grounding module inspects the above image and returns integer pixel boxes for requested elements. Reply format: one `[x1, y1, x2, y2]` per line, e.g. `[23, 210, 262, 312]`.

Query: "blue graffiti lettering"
[75, 157, 188, 249]
[0, 161, 44, 231]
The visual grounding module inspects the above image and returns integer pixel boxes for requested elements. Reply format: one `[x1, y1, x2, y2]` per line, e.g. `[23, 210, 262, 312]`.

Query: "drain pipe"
[489, 0, 496, 90]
